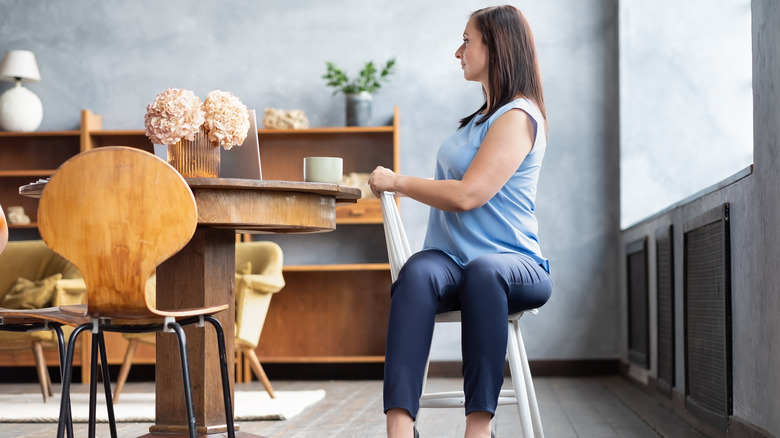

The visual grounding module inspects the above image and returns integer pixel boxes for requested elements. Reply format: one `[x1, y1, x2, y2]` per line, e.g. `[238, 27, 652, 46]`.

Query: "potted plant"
[322, 58, 396, 126]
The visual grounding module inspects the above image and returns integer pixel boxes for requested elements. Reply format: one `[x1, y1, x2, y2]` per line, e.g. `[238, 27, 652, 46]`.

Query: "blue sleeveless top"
[422, 98, 549, 272]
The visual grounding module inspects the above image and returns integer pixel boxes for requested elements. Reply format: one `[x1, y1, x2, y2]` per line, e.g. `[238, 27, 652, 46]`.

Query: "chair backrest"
[38, 146, 198, 318]
[0, 204, 7, 256]
[380, 191, 412, 282]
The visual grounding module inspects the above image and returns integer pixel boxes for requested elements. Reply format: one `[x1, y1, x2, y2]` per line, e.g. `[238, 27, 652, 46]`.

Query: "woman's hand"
[368, 166, 399, 198]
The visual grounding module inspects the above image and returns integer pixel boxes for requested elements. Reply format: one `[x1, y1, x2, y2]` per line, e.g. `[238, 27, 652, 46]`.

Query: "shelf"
[7, 223, 39, 229]
[283, 263, 390, 272]
[0, 107, 400, 366]
[259, 125, 394, 135]
[0, 170, 55, 177]
[0, 130, 80, 138]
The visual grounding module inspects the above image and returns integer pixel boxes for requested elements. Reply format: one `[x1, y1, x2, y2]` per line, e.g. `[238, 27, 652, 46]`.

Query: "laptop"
[153, 109, 263, 180]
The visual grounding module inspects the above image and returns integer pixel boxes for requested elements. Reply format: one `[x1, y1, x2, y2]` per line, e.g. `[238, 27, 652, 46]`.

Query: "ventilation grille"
[627, 237, 649, 368]
[656, 225, 675, 396]
[684, 204, 731, 430]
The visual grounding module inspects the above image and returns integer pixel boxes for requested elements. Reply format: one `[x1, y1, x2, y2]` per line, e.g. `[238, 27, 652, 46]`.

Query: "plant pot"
[345, 92, 372, 127]
[167, 126, 220, 178]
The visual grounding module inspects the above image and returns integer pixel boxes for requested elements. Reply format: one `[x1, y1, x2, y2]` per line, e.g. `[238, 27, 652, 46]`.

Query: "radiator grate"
[656, 225, 674, 396]
[683, 204, 731, 430]
[627, 237, 649, 368]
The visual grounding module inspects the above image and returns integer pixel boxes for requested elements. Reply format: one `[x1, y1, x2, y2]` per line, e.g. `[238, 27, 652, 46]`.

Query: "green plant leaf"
[323, 58, 396, 95]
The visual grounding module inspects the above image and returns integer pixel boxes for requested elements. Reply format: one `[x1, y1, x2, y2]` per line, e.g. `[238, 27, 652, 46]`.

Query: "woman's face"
[455, 18, 489, 85]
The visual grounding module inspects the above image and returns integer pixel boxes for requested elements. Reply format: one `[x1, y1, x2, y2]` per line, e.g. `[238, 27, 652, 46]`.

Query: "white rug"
[0, 390, 326, 423]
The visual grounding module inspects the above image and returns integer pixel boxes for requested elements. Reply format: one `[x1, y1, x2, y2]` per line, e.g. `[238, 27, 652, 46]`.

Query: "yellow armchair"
[0, 240, 86, 402]
[234, 241, 285, 397]
[113, 241, 285, 401]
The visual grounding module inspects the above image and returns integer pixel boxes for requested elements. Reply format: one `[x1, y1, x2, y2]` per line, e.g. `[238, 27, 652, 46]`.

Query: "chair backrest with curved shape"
[38, 146, 198, 318]
[0, 204, 8, 256]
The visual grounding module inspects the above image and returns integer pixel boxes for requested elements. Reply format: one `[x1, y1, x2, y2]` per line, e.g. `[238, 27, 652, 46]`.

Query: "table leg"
[141, 227, 266, 437]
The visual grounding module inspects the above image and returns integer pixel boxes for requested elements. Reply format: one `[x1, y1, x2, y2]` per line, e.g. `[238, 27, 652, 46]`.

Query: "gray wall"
[0, 0, 622, 361]
[620, 1, 779, 434]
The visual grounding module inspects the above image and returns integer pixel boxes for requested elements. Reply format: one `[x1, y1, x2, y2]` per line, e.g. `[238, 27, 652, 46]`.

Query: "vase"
[345, 92, 372, 127]
[167, 127, 220, 178]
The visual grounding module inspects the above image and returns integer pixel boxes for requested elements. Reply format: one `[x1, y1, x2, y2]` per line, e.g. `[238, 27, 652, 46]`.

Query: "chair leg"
[113, 337, 139, 403]
[32, 340, 51, 403]
[204, 315, 236, 438]
[57, 323, 90, 438]
[167, 321, 198, 438]
[512, 319, 544, 438]
[235, 349, 244, 383]
[507, 321, 533, 438]
[243, 346, 275, 398]
[51, 324, 74, 438]
[88, 331, 99, 438]
[97, 333, 118, 438]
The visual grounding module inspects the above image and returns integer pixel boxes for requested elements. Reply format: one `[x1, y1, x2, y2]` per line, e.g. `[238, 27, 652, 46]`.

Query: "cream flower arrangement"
[144, 88, 205, 145]
[145, 88, 250, 150]
[203, 90, 250, 150]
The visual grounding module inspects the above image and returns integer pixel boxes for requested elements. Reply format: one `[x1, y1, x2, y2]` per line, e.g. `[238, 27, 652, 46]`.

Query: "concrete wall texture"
[0, 0, 622, 363]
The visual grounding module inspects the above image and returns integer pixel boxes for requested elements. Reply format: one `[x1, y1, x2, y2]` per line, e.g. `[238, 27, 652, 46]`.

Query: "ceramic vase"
[345, 91, 372, 127]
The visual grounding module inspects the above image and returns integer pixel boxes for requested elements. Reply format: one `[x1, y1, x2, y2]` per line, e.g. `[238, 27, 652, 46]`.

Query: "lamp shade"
[0, 50, 41, 83]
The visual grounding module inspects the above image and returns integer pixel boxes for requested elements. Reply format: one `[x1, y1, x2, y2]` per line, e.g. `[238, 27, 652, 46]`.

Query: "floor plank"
[0, 376, 707, 437]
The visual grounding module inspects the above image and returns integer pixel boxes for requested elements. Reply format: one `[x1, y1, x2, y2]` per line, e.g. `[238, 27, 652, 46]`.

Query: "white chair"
[380, 192, 544, 438]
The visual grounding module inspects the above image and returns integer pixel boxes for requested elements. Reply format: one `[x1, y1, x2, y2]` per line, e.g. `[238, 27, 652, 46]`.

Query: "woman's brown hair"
[459, 5, 547, 133]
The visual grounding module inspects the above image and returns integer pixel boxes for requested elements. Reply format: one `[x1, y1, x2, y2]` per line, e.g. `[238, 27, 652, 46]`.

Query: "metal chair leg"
[168, 321, 198, 438]
[97, 332, 118, 438]
[205, 315, 236, 438]
[57, 323, 90, 438]
[52, 324, 74, 438]
[88, 330, 99, 438]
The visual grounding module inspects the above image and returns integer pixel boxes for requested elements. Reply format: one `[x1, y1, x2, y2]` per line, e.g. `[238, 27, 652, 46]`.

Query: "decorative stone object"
[341, 172, 373, 199]
[6, 205, 30, 224]
[263, 108, 309, 130]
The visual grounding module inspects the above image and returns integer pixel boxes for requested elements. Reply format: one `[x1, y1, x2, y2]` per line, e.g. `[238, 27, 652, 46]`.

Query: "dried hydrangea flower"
[144, 88, 205, 145]
[202, 90, 250, 150]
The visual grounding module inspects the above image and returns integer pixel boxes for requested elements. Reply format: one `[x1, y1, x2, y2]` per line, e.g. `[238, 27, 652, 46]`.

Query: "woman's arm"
[369, 108, 535, 211]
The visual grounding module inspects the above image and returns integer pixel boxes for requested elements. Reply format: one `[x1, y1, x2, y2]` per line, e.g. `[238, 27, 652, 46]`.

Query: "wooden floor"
[3, 376, 707, 438]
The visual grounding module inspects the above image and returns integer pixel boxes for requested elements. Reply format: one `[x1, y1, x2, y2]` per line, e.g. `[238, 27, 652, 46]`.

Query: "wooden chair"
[38, 146, 235, 438]
[380, 192, 545, 438]
[112, 240, 285, 402]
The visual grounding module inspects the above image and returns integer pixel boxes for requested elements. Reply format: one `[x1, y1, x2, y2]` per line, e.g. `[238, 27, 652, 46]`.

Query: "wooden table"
[22, 178, 361, 437]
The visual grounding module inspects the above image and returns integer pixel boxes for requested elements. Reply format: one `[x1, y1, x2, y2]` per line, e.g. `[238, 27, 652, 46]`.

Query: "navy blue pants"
[383, 249, 552, 419]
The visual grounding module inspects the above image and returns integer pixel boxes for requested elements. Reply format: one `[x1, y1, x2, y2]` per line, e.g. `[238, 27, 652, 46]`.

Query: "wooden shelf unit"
[0, 107, 399, 368]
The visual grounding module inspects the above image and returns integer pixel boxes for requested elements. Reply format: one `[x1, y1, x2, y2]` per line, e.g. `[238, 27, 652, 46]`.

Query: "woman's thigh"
[460, 252, 552, 313]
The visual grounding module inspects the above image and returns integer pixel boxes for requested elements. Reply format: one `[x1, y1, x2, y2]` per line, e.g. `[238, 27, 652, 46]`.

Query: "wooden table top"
[20, 178, 362, 234]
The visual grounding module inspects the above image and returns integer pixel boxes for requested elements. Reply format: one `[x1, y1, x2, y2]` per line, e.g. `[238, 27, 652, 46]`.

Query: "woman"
[368, 5, 552, 438]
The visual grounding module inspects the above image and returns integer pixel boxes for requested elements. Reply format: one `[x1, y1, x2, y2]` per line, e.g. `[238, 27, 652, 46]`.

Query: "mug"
[303, 157, 343, 184]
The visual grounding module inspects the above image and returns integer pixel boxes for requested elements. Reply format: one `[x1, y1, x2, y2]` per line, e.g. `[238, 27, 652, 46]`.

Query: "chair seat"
[1, 307, 91, 326]
[435, 309, 537, 323]
[59, 303, 230, 321]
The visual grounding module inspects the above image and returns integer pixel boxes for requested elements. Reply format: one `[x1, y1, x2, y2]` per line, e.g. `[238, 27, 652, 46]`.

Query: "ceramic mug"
[303, 157, 343, 184]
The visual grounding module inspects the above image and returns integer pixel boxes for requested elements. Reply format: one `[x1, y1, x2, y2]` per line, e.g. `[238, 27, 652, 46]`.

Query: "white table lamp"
[0, 50, 43, 132]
